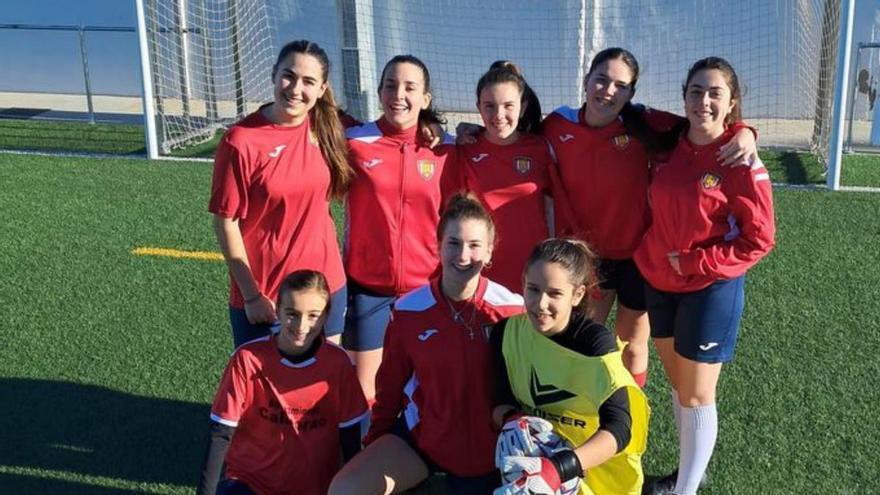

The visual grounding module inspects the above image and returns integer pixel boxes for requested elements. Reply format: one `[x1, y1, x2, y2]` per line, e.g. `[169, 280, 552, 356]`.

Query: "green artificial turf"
[2, 118, 880, 188]
[0, 153, 878, 493]
[0, 119, 145, 155]
[840, 153, 880, 187]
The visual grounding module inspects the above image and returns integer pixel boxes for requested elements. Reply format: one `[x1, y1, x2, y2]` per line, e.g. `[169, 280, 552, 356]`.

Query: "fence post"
[78, 26, 96, 124]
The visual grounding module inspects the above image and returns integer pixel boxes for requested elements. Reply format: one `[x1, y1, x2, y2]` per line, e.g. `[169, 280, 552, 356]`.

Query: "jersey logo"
[417, 160, 435, 181]
[700, 172, 722, 190]
[417, 329, 439, 342]
[699, 342, 719, 351]
[612, 134, 630, 149]
[308, 131, 319, 147]
[513, 156, 532, 175]
[529, 368, 576, 406]
[362, 158, 382, 169]
[559, 134, 575, 143]
[268, 145, 286, 158]
[471, 153, 490, 163]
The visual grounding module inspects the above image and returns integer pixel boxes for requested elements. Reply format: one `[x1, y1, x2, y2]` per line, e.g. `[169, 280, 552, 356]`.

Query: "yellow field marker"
[132, 246, 224, 261]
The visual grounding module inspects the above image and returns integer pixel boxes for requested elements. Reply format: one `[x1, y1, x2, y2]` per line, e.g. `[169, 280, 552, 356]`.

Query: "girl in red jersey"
[343, 55, 458, 401]
[543, 47, 758, 388]
[209, 40, 353, 348]
[457, 61, 555, 291]
[328, 194, 524, 495]
[634, 58, 775, 495]
[197, 270, 368, 495]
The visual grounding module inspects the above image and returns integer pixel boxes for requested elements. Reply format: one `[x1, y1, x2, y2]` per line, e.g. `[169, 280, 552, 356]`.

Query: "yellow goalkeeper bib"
[501, 314, 649, 495]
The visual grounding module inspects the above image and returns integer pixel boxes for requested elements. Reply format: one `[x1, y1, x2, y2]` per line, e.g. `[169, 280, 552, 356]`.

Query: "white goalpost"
[135, 0, 852, 183]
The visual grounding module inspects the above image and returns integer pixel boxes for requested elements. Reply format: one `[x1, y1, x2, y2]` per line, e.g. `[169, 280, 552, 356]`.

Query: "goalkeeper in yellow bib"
[490, 238, 649, 495]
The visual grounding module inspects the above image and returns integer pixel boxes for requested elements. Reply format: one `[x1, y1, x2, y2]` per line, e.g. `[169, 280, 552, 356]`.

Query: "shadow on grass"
[767, 151, 824, 184]
[0, 378, 208, 491]
[777, 152, 810, 184]
[0, 473, 155, 495]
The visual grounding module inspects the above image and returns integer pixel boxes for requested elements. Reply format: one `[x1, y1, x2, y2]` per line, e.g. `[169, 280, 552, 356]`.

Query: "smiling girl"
[329, 193, 523, 495]
[342, 55, 458, 402]
[634, 58, 775, 495]
[490, 239, 649, 495]
[209, 40, 352, 349]
[456, 61, 555, 291]
[198, 270, 368, 495]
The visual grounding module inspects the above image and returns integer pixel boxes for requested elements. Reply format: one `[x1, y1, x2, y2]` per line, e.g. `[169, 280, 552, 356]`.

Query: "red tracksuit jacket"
[345, 119, 457, 295]
[633, 127, 775, 293]
[365, 277, 524, 476]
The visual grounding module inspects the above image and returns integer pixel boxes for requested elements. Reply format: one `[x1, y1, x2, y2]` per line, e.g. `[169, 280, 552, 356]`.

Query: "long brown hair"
[683, 56, 743, 125]
[273, 40, 353, 199]
[585, 47, 683, 154]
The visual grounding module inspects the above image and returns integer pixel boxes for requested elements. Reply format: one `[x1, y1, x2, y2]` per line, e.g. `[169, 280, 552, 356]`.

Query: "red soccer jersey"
[209, 110, 346, 307]
[633, 128, 775, 293]
[210, 336, 368, 495]
[457, 133, 553, 291]
[543, 105, 681, 259]
[366, 277, 524, 477]
[344, 118, 457, 295]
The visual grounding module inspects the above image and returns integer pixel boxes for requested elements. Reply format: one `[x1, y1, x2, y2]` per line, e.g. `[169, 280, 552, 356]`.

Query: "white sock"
[671, 389, 682, 438]
[674, 403, 717, 495]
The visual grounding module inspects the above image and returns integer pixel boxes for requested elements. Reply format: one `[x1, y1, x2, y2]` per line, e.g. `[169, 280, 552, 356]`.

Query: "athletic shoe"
[642, 469, 708, 495]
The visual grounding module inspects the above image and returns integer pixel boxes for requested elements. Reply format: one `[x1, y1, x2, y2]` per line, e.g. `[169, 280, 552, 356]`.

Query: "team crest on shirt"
[308, 131, 319, 147]
[513, 156, 532, 175]
[482, 324, 493, 342]
[612, 134, 630, 149]
[700, 171, 722, 190]
[417, 160, 435, 180]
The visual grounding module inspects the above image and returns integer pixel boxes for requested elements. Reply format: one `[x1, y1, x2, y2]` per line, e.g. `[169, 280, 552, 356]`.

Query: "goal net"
[143, 0, 842, 162]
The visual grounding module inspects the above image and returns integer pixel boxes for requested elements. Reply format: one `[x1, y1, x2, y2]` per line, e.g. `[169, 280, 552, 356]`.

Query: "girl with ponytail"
[490, 238, 650, 494]
[209, 40, 353, 348]
[456, 60, 557, 292]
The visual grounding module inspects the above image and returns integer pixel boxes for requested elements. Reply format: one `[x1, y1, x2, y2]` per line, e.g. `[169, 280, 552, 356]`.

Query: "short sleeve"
[208, 134, 251, 220]
[210, 351, 253, 427]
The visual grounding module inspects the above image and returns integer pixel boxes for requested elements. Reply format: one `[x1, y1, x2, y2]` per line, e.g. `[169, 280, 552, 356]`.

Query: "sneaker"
[642, 470, 708, 495]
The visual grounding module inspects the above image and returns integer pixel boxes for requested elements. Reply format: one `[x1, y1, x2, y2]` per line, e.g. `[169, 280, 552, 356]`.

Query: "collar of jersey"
[376, 116, 420, 144]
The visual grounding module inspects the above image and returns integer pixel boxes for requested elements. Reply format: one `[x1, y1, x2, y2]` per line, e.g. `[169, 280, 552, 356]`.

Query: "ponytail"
[310, 85, 353, 199]
[478, 60, 543, 134]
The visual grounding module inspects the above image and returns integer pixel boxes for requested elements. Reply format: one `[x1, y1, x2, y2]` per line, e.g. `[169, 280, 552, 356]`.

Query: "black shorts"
[389, 417, 500, 494]
[596, 258, 647, 311]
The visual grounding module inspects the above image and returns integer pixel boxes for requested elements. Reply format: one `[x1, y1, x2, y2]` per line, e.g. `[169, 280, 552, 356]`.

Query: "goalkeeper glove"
[497, 449, 584, 494]
[495, 415, 554, 468]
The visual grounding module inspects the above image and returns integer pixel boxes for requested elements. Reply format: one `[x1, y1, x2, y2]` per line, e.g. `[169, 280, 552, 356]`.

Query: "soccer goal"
[137, 0, 852, 185]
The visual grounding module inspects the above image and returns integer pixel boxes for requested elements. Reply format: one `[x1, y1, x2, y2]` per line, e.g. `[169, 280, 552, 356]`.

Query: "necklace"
[443, 291, 479, 339]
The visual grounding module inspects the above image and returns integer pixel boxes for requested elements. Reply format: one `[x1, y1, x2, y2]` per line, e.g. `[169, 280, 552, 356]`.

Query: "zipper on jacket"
[396, 142, 408, 294]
